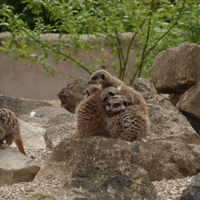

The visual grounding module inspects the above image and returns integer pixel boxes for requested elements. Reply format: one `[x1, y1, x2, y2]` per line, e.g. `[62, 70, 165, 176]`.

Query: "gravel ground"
[0, 148, 194, 200]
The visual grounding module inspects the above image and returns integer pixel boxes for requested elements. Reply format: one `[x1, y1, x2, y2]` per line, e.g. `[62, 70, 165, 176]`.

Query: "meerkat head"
[106, 95, 129, 114]
[88, 70, 111, 86]
[83, 85, 102, 99]
[100, 87, 119, 108]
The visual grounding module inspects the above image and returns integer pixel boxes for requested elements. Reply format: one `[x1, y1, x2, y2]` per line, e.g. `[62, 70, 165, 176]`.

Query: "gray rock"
[65, 160, 157, 200]
[179, 174, 200, 200]
[177, 83, 200, 122]
[44, 124, 73, 149]
[0, 147, 40, 186]
[133, 78, 200, 144]
[18, 106, 76, 150]
[18, 119, 46, 149]
[57, 78, 89, 113]
[35, 136, 200, 183]
[151, 42, 200, 93]
[19, 106, 76, 128]
[25, 192, 57, 200]
[35, 137, 157, 199]
[0, 94, 51, 116]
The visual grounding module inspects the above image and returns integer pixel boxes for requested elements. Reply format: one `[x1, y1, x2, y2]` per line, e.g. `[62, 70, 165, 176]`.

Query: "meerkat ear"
[101, 74, 105, 80]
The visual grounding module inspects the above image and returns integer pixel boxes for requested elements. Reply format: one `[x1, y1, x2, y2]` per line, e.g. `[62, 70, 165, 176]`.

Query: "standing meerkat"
[106, 96, 149, 142]
[88, 69, 124, 89]
[0, 108, 26, 156]
[100, 85, 148, 115]
[74, 85, 109, 138]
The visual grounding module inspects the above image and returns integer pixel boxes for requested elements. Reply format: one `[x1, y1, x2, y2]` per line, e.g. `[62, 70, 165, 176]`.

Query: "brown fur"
[117, 85, 148, 115]
[106, 96, 149, 142]
[0, 108, 26, 156]
[88, 69, 124, 89]
[74, 85, 109, 138]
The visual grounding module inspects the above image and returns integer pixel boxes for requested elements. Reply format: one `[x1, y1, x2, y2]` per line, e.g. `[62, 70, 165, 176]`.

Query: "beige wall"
[0, 33, 138, 100]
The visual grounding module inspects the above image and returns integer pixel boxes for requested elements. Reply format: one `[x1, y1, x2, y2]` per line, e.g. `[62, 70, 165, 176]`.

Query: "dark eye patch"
[92, 76, 97, 81]
[113, 103, 120, 108]
[103, 97, 108, 102]
[101, 74, 105, 80]
[123, 101, 128, 106]
[109, 92, 114, 96]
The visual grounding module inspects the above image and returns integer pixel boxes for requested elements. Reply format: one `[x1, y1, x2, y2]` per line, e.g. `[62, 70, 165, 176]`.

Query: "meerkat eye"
[103, 97, 108, 103]
[92, 76, 97, 81]
[101, 74, 105, 80]
[113, 103, 120, 108]
[107, 102, 111, 108]
[123, 101, 128, 107]
[109, 92, 114, 96]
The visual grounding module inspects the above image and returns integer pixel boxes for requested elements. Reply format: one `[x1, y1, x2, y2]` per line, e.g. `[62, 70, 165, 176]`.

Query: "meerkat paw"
[0, 143, 10, 149]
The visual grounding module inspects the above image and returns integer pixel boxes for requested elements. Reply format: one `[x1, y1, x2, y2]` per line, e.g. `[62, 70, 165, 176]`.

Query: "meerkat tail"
[15, 135, 26, 156]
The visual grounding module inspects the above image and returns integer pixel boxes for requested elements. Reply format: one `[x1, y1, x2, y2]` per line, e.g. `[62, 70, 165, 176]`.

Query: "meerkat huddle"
[74, 69, 149, 142]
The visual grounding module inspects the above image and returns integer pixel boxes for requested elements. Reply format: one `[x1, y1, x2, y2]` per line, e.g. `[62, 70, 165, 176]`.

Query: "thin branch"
[22, 28, 91, 74]
[144, 0, 187, 59]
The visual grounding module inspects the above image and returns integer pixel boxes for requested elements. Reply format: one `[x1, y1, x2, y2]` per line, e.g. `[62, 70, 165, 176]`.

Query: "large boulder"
[35, 137, 157, 199]
[151, 42, 200, 130]
[133, 78, 200, 144]
[151, 42, 200, 94]
[57, 78, 89, 113]
[0, 147, 40, 186]
[35, 136, 200, 182]
[176, 83, 200, 123]
[65, 160, 157, 200]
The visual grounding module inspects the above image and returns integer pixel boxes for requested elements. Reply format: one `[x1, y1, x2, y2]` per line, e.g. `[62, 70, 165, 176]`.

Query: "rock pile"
[151, 42, 200, 133]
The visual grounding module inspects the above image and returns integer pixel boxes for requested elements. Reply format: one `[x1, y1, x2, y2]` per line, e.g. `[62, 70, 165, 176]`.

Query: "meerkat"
[117, 85, 148, 115]
[74, 85, 109, 138]
[106, 96, 149, 142]
[100, 85, 148, 115]
[0, 108, 26, 156]
[88, 69, 124, 89]
[100, 86, 119, 108]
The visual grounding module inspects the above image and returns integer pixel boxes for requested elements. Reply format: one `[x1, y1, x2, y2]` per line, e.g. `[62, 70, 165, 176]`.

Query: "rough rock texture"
[151, 42, 200, 131]
[18, 119, 46, 149]
[133, 78, 200, 144]
[36, 137, 200, 182]
[151, 42, 200, 93]
[25, 192, 57, 200]
[179, 173, 200, 200]
[36, 137, 157, 199]
[57, 78, 89, 113]
[65, 160, 157, 200]
[0, 147, 40, 186]
[44, 124, 72, 149]
[18, 106, 76, 150]
[176, 83, 200, 123]
[19, 106, 76, 128]
[0, 94, 51, 116]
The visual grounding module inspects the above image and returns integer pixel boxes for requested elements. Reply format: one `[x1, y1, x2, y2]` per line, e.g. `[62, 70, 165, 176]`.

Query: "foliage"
[0, 0, 199, 85]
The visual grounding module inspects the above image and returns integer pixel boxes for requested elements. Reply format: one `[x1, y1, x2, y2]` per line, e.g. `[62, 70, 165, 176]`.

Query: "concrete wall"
[0, 33, 138, 100]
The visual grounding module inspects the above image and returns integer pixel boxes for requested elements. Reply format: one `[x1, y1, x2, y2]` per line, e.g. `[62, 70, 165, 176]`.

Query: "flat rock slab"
[0, 147, 40, 186]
